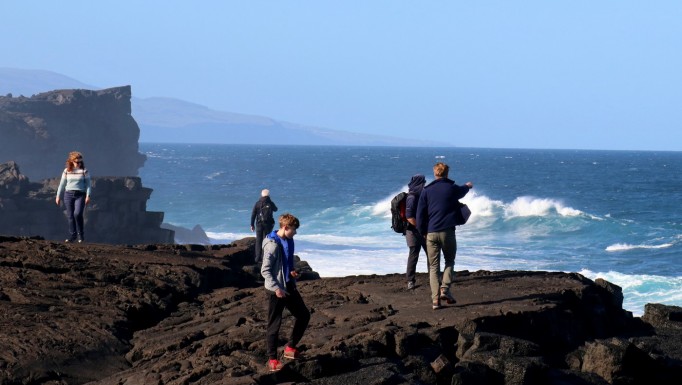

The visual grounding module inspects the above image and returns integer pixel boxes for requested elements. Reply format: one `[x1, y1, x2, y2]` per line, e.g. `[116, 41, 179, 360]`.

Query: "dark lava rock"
[0, 237, 679, 385]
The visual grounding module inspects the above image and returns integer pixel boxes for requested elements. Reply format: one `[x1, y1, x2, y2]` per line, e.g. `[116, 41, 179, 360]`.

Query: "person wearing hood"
[251, 189, 279, 263]
[405, 174, 427, 290]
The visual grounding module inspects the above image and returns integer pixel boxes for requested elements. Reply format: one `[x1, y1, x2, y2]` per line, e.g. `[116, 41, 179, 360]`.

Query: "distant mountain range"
[0, 68, 440, 146]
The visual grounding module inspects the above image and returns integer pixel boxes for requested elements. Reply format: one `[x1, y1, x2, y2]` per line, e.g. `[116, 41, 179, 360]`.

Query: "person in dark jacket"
[416, 162, 473, 310]
[404, 174, 427, 290]
[250, 189, 278, 263]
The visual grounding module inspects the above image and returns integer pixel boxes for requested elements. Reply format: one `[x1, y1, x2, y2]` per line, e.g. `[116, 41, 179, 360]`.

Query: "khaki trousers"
[425, 229, 457, 301]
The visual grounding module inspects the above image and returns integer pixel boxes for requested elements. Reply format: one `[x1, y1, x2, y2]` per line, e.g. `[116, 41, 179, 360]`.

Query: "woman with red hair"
[55, 151, 92, 243]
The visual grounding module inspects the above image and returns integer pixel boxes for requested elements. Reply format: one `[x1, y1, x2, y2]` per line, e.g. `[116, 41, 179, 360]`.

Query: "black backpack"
[258, 202, 274, 224]
[390, 192, 409, 234]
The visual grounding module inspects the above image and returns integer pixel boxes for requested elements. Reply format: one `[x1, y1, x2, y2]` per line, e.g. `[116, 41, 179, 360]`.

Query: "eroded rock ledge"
[0, 161, 173, 244]
[0, 86, 146, 181]
[0, 237, 679, 385]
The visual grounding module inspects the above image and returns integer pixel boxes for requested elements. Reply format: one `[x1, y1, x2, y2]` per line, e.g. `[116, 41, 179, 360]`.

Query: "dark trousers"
[63, 190, 86, 241]
[255, 222, 274, 263]
[405, 229, 427, 283]
[266, 283, 310, 359]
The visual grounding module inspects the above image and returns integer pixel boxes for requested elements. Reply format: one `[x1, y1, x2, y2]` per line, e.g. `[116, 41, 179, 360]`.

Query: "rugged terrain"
[0, 236, 680, 385]
[0, 161, 173, 244]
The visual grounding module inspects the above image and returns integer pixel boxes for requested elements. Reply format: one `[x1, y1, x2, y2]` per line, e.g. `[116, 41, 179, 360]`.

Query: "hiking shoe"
[440, 288, 456, 304]
[407, 281, 416, 290]
[283, 346, 299, 359]
[432, 300, 442, 310]
[268, 359, 284, 372]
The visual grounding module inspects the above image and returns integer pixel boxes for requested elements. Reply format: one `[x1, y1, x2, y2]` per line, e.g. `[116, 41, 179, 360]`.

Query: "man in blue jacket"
[416, 162, 473, 309]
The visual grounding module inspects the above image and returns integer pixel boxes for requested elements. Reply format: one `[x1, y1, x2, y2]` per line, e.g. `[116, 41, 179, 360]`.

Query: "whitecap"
[205, 171, 225, 180]
[605, 243, 673, 252]
[504, 196, 583, 218]
[206, 231, 252, 242]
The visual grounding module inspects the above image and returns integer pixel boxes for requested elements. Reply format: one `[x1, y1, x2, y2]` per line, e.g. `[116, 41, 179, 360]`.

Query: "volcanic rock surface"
[0, 236, 680, 385]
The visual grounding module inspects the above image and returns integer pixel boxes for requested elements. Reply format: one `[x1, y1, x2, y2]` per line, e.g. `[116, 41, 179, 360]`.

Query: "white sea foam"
[371, 188, 407, 218]
[462, 192, 503, 221]
[298, 233, 389, 247]
[298, 248, 408, 277]
[504, 196, 583, 218]
[205, 171, 224, 180]
[206, 231, 252, 242]
[605, 243, 673, 252]
[369, 190, 592, 229]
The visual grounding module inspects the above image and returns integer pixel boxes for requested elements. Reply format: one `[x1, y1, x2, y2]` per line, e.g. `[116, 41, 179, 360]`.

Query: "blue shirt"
[268, 230, 295, 282]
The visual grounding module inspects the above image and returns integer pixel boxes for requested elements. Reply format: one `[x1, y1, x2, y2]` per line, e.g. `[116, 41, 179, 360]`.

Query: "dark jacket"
[405, 174, 426, 230]
[250, 196, 278, 227]
[416, 177, 470, 234]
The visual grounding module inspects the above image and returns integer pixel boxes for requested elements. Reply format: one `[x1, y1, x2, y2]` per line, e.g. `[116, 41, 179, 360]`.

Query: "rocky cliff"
[0, 86, 145, 181]
[0, 161, 173, 244]
[0, 85, 175, 244]
[0, 236, 679, 385]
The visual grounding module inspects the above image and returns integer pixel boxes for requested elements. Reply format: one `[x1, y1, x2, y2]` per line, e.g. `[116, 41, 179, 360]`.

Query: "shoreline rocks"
[0, 236, 679, 385]
[0, 161, 174, 244]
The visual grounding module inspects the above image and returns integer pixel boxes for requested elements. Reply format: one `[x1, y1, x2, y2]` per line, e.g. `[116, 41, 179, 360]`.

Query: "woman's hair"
[65, 151, 85, 172]
[433, 162, 449, 178]
[279, 213, 300, 229]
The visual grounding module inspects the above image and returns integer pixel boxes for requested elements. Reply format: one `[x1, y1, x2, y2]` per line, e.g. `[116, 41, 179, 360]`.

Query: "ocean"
[139, 143, 682, 316]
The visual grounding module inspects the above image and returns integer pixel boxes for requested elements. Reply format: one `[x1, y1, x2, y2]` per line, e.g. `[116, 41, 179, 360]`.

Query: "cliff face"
[0, 86, 146, 181]
[0, 161, 173, 244]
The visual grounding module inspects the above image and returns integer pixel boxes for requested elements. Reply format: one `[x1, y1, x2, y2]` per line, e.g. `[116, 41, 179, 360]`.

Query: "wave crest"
[371, 191, 586, 224]
[505, 196, 583, 218]
[606, 243, 673, 252]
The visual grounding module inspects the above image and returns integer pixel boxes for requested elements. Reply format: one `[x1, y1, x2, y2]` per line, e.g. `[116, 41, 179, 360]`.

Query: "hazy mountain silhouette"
[1, 68, 441, 146]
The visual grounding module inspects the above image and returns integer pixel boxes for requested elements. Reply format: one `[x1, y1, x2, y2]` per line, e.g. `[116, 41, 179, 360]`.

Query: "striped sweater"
[56, 168, 92, 197]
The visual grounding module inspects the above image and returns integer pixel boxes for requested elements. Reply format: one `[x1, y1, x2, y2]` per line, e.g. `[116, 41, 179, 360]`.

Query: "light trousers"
[425, 229, 457, 301]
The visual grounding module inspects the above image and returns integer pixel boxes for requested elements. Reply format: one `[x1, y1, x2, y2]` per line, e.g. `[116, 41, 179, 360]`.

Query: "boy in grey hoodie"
[261, 213, 310, 371]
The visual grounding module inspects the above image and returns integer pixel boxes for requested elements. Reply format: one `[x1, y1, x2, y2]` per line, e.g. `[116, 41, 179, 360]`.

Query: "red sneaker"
[283, 346, 299, 359]
[268, 359, 283, 372]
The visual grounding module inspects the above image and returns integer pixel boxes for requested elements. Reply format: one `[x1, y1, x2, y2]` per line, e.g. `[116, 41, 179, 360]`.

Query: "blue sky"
[2, 1, 681, 151]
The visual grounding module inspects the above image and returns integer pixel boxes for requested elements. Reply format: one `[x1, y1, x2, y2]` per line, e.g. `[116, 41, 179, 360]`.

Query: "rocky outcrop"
[0, 237, 679, 385]
[161, 223, 211, 245]
[0, 86, 145, 181]
[0, 161, 173, 244]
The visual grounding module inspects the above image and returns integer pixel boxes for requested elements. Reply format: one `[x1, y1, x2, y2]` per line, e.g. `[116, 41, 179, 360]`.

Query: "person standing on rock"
[261, 213, 310, 372]
[55, 151, 92, 243]
[416, 162, 473, 310]
[250, 189, 278, 264]
[404, 174, 427, 290]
